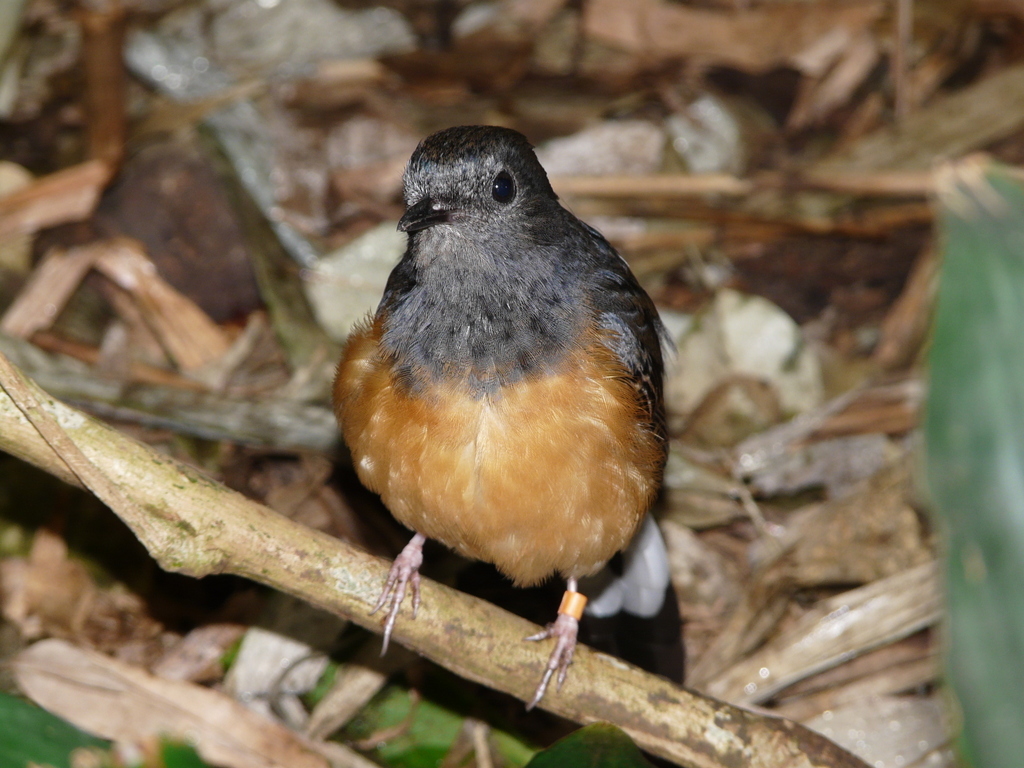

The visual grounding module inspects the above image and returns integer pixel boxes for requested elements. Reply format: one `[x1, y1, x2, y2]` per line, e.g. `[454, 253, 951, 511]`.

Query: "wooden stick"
[893, 0, 914, 121]
[0, 351, 871, 768]
[573, 199, 933, 238]
[552, 174, 756, 198]
[550, 169, 936, 200]
[79, 3, 127, 168]
[30, 331, 208, 392]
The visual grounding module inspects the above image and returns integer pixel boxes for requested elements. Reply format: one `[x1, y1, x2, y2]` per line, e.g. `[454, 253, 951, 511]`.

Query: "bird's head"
[398, 125, 558, 236]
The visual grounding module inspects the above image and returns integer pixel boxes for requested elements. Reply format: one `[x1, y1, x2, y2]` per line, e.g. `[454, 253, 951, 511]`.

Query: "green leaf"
[343, 683, 535, 768]
[303, 660, 338, 708]
[525, 723, 653, 768]
[160, 739, 213, 768]
[927, 158, 1024, 768]
[0, 691, 109, 768]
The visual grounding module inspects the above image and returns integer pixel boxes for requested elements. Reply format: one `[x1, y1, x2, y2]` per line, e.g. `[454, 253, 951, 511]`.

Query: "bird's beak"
[398, 197, 451, 232]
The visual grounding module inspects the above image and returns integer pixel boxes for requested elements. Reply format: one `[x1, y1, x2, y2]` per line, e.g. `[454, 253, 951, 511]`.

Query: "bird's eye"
[492, 171, 516, 203]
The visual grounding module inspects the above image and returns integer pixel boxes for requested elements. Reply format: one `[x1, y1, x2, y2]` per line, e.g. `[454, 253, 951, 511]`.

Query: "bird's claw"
[370, 534, 425, 655]
[525, 612, 579, 710]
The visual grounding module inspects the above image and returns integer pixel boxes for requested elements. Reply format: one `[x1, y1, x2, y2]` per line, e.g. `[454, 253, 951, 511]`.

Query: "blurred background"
[1, 0, 1022, 766]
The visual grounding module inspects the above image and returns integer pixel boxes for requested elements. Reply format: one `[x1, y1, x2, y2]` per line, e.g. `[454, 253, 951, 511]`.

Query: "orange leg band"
[558, 590, 588, 620]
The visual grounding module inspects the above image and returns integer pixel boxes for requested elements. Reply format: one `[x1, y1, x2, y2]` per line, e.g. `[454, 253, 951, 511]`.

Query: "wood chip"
[0, 246, 99, 338]
[0, 160, 112, 239]
[873, 245, 937, 371]
[788, 31, 880, 129]
[92, 238, 231, 371]
[1, 238, 231, 372]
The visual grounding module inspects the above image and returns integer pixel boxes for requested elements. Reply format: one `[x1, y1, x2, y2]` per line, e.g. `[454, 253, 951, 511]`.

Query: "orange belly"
[334, 318, 663, 586]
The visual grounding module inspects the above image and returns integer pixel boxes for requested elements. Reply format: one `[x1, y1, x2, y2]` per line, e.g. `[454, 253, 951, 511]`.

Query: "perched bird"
[334, 125, 670, 708]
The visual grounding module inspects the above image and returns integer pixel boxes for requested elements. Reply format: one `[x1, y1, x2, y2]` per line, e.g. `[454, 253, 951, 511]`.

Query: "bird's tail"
[579, 515, 685, 683]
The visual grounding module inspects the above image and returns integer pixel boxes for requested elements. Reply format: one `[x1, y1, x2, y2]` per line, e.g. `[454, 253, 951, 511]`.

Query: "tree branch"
[0, 349, 869, 768]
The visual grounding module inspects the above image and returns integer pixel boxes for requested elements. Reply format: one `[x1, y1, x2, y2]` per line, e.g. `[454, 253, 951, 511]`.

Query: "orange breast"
[334, 318, 663, 586]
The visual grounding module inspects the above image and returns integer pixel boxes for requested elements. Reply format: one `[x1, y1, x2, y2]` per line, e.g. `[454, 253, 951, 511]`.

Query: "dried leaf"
[775, 635, 936, 722]
[704, 563, 940, 704]
[689, 459, 931, 687]
[152, 624, 246, 683]
[93, 239, 231, 371]
[0, 160, 111, 239]
[0, 246, 99, 338]
[583, 0, 882, 74]
[806, 695, 953, 768]
[12, 639, 328, 768]
[0, 529, 94, 640]
[788, 32, 880, 129]
[819, 62, 1024, 171]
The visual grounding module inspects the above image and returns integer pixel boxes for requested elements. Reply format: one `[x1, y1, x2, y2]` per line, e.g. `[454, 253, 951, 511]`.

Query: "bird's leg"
[525, 577, 587, 710]
[370, 532, 425, 654]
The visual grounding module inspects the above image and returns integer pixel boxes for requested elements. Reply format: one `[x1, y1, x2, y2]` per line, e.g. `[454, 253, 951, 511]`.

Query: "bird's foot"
[371, 533, 425, 654]
[525, 612, 579, 710]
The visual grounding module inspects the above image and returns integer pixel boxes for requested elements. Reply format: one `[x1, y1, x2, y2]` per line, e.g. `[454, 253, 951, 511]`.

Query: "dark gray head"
[398, 126, 559, 235]
[380, 125, 665, 412]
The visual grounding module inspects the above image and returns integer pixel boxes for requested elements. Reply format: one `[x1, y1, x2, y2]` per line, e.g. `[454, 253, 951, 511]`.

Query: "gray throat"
[380, 233, 582, 396]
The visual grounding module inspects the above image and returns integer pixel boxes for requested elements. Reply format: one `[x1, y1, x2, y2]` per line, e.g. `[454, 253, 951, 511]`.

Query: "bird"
[333, 125, 670, 708]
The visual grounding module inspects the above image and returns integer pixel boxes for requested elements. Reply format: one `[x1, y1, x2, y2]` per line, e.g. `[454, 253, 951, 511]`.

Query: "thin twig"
[79, 3, 127, 168]
[894, 0, 913, 121]
[551, 168, 935, 200]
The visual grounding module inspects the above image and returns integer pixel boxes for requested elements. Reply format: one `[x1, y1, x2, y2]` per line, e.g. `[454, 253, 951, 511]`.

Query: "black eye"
[492, 171, 516, 203]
